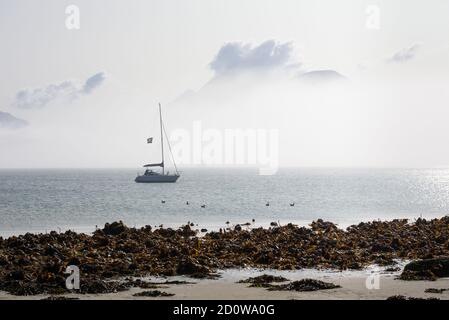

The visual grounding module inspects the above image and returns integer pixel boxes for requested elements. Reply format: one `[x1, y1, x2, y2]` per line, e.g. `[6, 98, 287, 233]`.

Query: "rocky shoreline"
[2, 216, 449, 296]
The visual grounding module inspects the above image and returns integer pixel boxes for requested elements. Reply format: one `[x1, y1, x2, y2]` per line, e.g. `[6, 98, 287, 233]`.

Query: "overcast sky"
[1, 0, 449, 168]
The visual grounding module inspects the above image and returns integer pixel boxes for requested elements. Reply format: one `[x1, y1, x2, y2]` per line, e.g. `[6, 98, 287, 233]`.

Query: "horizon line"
[1, 165, 449, 170]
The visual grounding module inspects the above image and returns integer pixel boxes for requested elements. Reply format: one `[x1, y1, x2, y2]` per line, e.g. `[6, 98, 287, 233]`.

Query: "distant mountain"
[170, 69, 349, 108]
[298, 70, 347, 84]
[0, 111, 28, 129]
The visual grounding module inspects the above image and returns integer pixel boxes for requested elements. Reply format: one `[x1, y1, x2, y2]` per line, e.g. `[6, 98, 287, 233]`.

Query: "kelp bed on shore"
[1, 216, 449, 295]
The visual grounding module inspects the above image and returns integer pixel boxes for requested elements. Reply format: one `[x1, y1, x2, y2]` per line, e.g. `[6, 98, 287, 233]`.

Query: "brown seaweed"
[2, 216, 449, 295]
[267, 279, 341, 292]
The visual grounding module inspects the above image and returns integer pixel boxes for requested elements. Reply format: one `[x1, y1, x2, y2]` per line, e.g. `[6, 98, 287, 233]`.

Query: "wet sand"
[1, 268, 448, 300]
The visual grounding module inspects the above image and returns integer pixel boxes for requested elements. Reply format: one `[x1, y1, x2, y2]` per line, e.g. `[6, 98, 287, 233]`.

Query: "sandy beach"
[1, 268, 449, 300]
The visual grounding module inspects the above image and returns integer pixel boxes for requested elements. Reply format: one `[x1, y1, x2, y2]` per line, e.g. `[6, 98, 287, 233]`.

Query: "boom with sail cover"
[143, 162, 164, 168]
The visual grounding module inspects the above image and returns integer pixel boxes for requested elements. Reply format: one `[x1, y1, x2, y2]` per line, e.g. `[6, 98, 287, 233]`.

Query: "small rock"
[102, 221, 128, 236]
[399, 257, 449, 280]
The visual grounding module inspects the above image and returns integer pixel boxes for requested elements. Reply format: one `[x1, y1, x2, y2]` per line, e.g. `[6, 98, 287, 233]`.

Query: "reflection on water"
[1, 168, 449, 235]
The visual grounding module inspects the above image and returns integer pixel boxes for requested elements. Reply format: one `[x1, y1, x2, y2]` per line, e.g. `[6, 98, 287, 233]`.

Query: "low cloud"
[209, 40, 295, 75]
[82, 72, 106, 94]
[13, 72, 106, 109]
[173, 41, 348, 106]
[388, 44, 420, 63]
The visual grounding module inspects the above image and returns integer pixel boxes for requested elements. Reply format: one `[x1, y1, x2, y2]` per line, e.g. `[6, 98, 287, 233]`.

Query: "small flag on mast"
[147, 137, 153, 144]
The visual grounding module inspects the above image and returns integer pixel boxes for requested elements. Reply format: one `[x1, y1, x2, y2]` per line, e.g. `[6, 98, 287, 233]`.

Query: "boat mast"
[159, 103, 165, 175]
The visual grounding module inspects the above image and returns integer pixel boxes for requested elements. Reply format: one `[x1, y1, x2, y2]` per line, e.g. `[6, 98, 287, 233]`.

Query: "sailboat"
[135, 103, 180, 183]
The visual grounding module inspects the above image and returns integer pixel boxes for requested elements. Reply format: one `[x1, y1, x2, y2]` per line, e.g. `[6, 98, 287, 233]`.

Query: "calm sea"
[1, 168, 449, 236]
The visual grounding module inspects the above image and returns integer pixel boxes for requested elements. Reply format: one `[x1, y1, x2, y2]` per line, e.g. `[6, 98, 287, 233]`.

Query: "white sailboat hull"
[135, 174, 179, 183]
